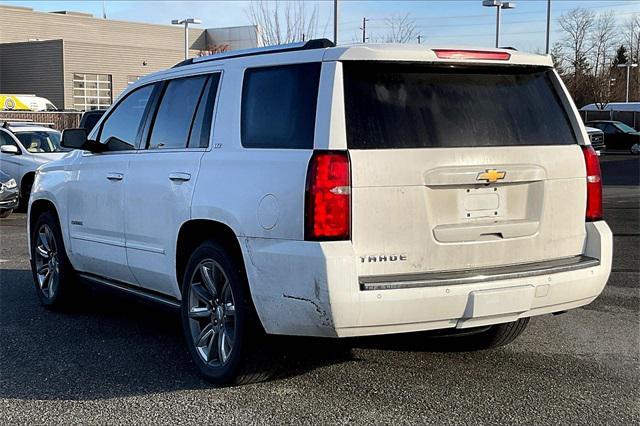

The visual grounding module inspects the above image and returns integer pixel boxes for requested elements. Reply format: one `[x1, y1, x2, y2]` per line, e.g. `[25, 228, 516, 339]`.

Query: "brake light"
[433, 49, 511, 61]
[582, 145, 603, 221]
[305, 151, 350, 240]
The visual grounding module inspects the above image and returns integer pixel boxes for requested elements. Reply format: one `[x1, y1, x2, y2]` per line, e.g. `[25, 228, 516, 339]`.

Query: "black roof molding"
[172, 38, 335, 68]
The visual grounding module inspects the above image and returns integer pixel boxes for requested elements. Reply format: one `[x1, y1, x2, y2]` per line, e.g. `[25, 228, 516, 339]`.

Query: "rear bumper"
[242, 221, 612, 338]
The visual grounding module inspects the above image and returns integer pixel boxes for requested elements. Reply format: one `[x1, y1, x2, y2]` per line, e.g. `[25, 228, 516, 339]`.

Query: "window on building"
[127, 75, 141, 85]
[241, 63, 321, 149]
[73, 73, 112, 111]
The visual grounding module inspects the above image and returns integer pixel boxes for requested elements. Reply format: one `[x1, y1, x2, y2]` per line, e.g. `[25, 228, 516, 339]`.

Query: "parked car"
[0, 122, 68, 209]
[585, 120, 640, 154]
[0, 170, 18, 218]
[585, 126, 605, 154]
[79, 109, 107, 133]
[28, 41, 612, 385]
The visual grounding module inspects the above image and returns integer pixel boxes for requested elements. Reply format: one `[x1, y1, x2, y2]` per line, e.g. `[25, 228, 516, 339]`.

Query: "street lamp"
[617, 63, 638, 103]
[171, 18, 202, 60]
[482, 0, 516, 48]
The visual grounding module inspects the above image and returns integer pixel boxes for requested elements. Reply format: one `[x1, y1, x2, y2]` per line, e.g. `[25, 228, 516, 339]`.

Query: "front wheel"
[181, 241, 274, 385]
[30, 211, 79, 308]
[0, 209, 12, 218]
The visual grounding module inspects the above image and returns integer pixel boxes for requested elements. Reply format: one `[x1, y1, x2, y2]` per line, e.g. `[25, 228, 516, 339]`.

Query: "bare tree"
[381, 14, 418, 43]
[589, 12, 618, 107]
[622, 14, 640, 100]
[558, 8, 596, 105]
[246, 0, 320, 46]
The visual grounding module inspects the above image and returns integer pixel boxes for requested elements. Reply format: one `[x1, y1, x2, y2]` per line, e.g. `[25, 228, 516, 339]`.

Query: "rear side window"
[149, 75, 208, 149]
[343, 62, 577, 149]
[188, 74, 220, 148]
[241, 63, 321, 149]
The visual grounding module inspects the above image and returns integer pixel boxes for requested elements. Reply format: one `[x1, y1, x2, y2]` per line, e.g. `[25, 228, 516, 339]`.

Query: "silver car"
[0, 122, 67, 209]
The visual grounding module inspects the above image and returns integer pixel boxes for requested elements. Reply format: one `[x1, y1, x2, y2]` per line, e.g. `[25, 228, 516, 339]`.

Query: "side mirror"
[61, 128, 89, 150]
[0, 145, 20, 155]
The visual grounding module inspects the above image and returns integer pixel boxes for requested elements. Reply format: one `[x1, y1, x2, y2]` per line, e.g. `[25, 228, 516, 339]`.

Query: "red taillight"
[582, 145, 603, 221]
[433, 49, 511, 61]
[305, 151, 350, 240]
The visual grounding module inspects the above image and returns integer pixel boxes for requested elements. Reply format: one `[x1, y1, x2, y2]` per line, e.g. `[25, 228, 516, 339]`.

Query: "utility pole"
[333, 0, 339, 45]
[545, 0, 551, 54]
[361, 17, 369, 43]
[417, 35, 422, 44]
[618, 63, 639, 102]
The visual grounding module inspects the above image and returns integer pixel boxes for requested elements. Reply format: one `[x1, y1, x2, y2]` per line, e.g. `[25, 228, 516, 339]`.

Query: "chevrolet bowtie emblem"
[477, 169, 506, 183]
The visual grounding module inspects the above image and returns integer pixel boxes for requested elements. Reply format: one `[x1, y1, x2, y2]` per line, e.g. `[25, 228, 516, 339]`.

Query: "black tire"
[18, 176, 33, 212]
[181, 241, 275, 385]
[446, 318, 530, 351]
[0, 209, 12, 218]
[30, 210, 80, 309]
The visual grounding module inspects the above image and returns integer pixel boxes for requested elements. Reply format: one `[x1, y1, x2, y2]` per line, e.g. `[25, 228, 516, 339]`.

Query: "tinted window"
[188, 74, 220, 148]
[149, 75, 208, 149]
[241, 63, 321, 149]
[99, 84, 154, 150]
[343, 63, 577, 149]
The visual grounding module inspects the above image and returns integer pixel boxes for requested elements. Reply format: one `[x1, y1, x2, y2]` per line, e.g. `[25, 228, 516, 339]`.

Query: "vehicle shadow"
[0, 268, 355, 400]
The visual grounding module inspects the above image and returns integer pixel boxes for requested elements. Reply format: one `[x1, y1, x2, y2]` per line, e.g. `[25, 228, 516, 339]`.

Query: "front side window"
[148, 75, 208, 150]
[343, 62, 578, 149]
[15, 131, 63, 153]
[73, 73, 112, 111]
[99, 84, 154, 150]
[241, 63, 321, 149]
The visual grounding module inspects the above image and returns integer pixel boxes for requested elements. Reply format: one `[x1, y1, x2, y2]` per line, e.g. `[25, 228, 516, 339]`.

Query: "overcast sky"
[2, 0, 639, 51]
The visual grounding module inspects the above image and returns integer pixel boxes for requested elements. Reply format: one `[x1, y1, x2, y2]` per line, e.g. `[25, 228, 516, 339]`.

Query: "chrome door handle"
[106, 173, 124, 181]
[169, 172, 191, 182]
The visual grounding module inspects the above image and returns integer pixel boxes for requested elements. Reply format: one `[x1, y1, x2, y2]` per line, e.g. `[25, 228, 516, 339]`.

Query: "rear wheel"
[30, 211, 79, 309]
[447, 318, 530, 350]
[181, 241, 275, 385]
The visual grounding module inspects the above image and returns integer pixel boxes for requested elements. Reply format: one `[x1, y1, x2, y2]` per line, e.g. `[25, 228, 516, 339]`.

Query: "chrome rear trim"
[360, 255, 600, 291]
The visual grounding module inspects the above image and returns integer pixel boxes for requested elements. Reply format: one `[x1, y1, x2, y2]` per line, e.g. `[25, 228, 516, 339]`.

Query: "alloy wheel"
[188, 259, 237, 366]
[34, 224, 59, 299]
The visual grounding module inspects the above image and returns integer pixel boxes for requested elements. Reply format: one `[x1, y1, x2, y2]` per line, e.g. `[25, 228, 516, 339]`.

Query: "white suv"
[28, 41, 612, 385]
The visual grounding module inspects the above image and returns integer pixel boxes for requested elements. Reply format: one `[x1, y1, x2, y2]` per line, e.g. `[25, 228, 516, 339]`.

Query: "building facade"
[0, 5, 259, 110]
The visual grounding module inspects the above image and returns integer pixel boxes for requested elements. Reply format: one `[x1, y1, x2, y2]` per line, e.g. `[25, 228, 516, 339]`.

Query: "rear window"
[343, 62, 577, 149]
[241, 63, 321, 149]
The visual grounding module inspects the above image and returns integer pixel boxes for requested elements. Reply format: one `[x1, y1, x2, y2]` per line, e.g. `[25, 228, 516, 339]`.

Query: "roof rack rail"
[173, 38, 335, 68]
[2, 121, 55, 129]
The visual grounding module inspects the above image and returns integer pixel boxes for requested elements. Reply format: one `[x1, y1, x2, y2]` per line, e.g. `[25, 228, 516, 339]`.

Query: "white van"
[1, 94, 58, 111]
[29, 40, 612, 385]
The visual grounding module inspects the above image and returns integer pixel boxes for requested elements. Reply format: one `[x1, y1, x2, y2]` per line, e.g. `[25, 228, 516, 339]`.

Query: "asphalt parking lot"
[1, 155, 638, 424]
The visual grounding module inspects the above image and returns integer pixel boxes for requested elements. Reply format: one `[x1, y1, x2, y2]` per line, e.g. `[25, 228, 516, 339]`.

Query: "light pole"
[545, 0, 552, 54]
[171, 18, 202, 60]
[482, 0, 516, 48]
[333, 0, 339, 45]
[617, 63, 638, 103]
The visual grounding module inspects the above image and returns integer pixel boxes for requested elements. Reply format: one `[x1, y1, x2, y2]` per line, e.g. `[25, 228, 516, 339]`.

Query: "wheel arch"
[28, 198, 61, 258]
[176, 219, 248, 294]
[20, 171, 35, 197]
